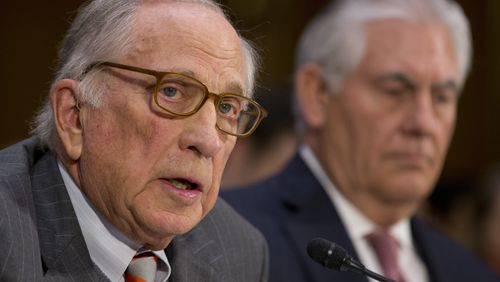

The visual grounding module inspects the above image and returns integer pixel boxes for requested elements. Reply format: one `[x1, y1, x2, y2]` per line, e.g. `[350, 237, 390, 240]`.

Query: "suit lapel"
[167, 235, 221, 282]
[31, 150, 108, 281]
[411, 218, 452, 282]
[281, 155, 367, 282]
[166, 202, 226, 282]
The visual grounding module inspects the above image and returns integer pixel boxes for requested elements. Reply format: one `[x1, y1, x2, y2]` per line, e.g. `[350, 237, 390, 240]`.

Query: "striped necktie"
[125, 252, 158, 282]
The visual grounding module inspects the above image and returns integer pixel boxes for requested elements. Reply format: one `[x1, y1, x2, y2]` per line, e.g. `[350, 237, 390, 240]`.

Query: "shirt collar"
[58, 161, 171, 281]
[299, 145, 412, 249]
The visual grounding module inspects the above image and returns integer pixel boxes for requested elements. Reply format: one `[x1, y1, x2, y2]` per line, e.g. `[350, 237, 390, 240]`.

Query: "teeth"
[169, 179, 193, 190]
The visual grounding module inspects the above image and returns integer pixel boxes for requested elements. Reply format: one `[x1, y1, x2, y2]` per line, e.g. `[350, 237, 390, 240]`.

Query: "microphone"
[307, 238, 396, 282]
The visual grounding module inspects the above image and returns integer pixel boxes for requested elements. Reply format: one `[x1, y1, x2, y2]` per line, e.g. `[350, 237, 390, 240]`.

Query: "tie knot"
[125, 252, 158, 282]
[366, 230, 398, 256]
[366, 230, 406, 282]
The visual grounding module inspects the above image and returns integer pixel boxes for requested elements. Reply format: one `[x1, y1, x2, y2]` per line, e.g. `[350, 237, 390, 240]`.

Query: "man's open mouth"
[168, 178, 198, 191]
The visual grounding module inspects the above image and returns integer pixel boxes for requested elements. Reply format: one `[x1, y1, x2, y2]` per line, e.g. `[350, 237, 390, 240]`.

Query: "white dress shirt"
[58, 161, 171, 282]
[300, 146, 429, 282]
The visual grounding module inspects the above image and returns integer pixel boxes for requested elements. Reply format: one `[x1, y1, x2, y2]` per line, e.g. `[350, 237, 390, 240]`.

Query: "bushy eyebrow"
[373, 73, 417, 92]
[431, 80, 459, 96]
[224, 81, 244, 96]
[167, 69, 244, 95]
[373, 72, 459, 95]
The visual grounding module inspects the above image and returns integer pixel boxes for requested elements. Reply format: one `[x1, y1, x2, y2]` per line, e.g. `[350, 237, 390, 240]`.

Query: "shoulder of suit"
[0, 137, 49, 177]
[207, 198, 267, 241]
[411, 217, 499, 280]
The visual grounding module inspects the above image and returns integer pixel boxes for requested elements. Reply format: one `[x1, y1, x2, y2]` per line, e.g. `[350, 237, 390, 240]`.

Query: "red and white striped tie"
[124, 252, 158, 282]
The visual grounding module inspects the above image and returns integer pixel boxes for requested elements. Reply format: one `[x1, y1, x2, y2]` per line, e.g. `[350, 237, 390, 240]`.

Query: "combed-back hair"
[32, 0, 259, 149]
[293, 0, 472, 132]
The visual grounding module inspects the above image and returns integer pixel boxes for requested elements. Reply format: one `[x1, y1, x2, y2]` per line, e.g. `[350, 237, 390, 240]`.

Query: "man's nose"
[178, 101, 223, 158]
[401, 90, 439, 138]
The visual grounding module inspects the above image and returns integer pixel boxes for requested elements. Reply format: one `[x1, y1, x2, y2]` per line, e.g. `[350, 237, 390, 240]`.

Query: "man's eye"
[433, 90, 455, 105]
[218, 102, 233, 114]
[383, 86, 408, 97]
[162, 86, 179, 98]
[218, 97, 242, 117]
[373, 77, 414, 99]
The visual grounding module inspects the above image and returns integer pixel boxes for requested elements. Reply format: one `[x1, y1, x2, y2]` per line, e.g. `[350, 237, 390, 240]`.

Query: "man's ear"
[295, 63, 330, 129]
[51, 79, 83, 161]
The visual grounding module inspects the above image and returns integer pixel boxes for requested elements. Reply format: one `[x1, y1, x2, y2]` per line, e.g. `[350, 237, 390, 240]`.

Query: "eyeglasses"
[85, 61, 267, 137]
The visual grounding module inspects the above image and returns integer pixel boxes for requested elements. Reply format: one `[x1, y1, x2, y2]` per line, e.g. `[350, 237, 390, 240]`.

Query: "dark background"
[1, 0, 499, 247]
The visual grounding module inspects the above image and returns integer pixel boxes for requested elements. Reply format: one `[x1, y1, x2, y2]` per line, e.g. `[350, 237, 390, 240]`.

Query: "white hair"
[294, 0, 472, 132]
[32, 0, 259, 149]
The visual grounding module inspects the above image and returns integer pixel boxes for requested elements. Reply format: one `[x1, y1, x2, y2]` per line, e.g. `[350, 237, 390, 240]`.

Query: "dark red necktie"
[366, 230, 407, 282]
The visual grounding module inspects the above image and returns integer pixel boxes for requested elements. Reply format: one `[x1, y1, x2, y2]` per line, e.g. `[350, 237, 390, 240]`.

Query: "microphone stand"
[344, 258, 396, 282]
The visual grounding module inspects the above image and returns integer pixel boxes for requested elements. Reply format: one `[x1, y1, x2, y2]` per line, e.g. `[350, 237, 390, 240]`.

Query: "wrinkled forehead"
[124, 2, 246, 92]
[360, 19, 460, 83]
[135, 1, 232, 34]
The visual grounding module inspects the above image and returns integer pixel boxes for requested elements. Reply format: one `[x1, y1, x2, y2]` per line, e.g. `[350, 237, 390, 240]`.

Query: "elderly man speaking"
[0, 0, 268, 281]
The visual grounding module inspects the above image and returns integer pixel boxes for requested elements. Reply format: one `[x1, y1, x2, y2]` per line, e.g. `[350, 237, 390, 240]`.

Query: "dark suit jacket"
[222, 153, 499, 282]
[0, 137, 268, 282]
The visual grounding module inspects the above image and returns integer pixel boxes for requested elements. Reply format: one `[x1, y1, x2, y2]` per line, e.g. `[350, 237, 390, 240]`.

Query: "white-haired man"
[0, 0, 268, 281]
[223, 0, 498, 281]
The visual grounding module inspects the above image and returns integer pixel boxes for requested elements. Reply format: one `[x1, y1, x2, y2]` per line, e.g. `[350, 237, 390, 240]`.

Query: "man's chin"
[136, 210, 202, 248]
[144, 236, 175, 251]
[382, 174, 433, 201]
[390, 187, 431, 206]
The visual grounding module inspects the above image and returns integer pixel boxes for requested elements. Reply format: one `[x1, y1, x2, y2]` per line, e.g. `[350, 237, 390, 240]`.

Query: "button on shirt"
[58, 161, 171, 282]
[299, 146, 429, 282]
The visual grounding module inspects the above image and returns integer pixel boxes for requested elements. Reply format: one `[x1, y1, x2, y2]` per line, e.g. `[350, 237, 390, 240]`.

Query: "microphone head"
[307, 238, 349, 271]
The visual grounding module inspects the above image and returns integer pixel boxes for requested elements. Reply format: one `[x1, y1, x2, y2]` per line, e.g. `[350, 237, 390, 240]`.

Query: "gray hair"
[32, 0, 259, 149]
[294, 0, 472, 132]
